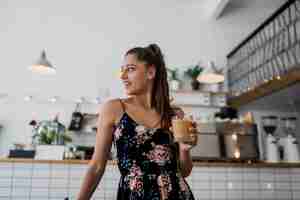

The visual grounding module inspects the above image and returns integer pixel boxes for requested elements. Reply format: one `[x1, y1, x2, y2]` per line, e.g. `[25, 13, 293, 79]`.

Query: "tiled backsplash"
[0, 161, 299, 200]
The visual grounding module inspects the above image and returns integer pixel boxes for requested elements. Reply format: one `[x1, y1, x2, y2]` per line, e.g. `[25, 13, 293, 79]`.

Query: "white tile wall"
[1, 161, 300, 199]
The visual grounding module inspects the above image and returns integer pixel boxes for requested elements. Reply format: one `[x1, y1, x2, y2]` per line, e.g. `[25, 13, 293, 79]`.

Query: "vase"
[191, 78, 200, 90]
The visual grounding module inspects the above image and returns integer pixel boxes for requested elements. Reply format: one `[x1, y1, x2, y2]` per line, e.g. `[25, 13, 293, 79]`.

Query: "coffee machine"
[280, 117, 300, 162]
[262, 116, 280, 162]
[263, 116, 300, 162]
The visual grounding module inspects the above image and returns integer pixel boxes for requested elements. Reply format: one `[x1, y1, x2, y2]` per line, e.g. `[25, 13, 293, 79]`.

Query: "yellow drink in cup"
[171, 118, 194, 143]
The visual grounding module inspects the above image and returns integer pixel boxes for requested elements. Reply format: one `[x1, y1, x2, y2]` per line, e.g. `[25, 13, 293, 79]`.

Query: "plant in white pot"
[32, 118, 72, 146]
[167, 68, 181, 91]
[184, 64, 203, 90]
[30, 117, 72, 160]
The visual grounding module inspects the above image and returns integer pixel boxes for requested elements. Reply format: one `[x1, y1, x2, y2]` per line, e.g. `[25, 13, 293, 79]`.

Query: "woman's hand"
[178, 122, 198, 151]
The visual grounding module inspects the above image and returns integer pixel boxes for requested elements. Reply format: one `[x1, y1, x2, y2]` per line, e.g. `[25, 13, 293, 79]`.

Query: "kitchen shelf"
[170, 90, 227, 108]
[171, 90, 227, 95]
[228, 67, 300, 108]
[70, 113, 98, 134]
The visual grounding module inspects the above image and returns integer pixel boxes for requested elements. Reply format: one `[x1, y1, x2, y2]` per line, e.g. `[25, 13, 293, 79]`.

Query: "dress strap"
[119, 98, 126, 113]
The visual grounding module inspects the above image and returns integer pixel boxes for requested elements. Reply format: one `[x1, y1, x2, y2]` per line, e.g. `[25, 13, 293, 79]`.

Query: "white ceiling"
[181, 0, 288, 20]
[219, 0, 287, 19]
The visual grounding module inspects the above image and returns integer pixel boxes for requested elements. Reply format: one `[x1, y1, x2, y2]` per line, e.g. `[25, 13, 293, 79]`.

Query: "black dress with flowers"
[113, 107, 195, 200]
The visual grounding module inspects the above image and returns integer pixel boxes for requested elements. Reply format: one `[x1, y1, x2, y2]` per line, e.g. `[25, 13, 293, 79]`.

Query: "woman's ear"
[147, 65, 156, 80]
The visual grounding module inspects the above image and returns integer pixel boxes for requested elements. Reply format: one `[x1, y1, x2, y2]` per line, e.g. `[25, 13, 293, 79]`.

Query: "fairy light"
[93, 97, 101, 104]
[228, 182, 233, 189]
[24, 96, 33, 102]
[76, 97, 85, 104]
[234, 149, 240, 159]
[49, 96, 58, 103]
[267, 183, 272, 189]
[8, 95, 102, 104]
[232, 134, 238, 141]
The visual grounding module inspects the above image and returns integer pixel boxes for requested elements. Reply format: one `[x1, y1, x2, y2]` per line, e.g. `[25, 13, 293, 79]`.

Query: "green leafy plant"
[167, 68, 179, 81]
[32, 120, 72, 145]
[184, 65, 203, 79]
[38, 128, 56, 145]
[34, 128, 72, 145]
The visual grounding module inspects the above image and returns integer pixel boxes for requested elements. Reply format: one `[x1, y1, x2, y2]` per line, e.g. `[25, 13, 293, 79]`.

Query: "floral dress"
[113, 112, 195, 200]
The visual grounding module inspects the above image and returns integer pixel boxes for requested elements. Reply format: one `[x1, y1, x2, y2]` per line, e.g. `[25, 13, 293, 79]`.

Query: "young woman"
[77, 44, 197, 200]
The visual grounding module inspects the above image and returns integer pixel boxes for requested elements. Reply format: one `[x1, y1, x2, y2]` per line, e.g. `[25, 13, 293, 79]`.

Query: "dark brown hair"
[126, 44, 174, 129]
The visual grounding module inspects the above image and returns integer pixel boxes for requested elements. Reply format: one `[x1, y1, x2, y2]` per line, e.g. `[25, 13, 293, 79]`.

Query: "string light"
[76, 97, 85, 104]
[49, 96, 58, 103]
[24, 96, 33, 102]
[234, 149, 240, 159]
[93, 97, 101, 104]
[0, 94, 105, 105]
[231, 134, 237, 141]
[1, 88, 113, 105]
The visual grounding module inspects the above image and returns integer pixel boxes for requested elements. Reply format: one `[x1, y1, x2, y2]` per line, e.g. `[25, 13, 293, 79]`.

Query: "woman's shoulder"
[97, 98, 125, 122]
[99, 98, 124, 113]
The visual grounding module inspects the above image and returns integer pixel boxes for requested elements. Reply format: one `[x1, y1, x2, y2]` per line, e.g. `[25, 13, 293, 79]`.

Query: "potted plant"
[167, 68, 180, 91]
[184, 65, 203, 90]
[30, 118, 72, 160]
[32, 119, 72, 145]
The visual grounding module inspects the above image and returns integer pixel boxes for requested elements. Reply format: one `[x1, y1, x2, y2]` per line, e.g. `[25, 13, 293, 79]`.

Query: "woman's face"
[120, 53, 155, 96]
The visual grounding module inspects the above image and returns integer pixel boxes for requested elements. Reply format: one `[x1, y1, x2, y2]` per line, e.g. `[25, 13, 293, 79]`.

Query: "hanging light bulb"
[93, 97, 101, 104]
[29, 50, 56, 74]
[76, 97, 85, 103]
[24, 95, 33, 102]
[49, 96, 58, 103]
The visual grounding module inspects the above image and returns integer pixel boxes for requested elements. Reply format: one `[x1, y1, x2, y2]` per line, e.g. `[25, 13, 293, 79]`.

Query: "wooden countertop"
[1, 158, 300, 168]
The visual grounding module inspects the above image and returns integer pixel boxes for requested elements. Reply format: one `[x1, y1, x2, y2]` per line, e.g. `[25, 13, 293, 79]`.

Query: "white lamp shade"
[29, 50, 56, 74]
[197, 61, 224, 84]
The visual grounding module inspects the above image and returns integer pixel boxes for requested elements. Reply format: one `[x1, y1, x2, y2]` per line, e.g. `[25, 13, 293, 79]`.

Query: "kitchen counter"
[1, 158, 300, 199]
[1, 158, 300, 168]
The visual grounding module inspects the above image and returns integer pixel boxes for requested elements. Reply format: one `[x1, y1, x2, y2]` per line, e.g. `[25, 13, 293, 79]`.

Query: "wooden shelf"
[228, 67, 300, 108]
[171, 90, 226, 95]
[170, 90, 227, 108]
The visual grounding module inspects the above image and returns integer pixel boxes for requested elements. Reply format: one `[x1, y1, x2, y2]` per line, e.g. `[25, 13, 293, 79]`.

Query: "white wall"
[0, 0, 286, 156]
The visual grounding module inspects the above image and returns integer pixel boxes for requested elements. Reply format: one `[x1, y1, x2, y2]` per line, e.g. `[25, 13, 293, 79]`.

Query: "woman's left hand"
[179, 122, 198, 151]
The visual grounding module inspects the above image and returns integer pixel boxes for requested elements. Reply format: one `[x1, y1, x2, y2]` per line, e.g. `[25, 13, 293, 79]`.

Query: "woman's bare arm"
[77, 100, 120, 200]
[172, 106, 195, 177]
[178, 145, 194, 177]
